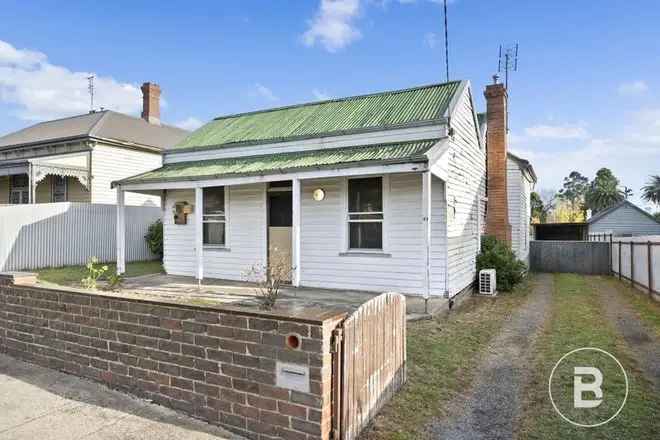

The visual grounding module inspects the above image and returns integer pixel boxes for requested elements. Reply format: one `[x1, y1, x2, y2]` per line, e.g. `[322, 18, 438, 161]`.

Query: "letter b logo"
[573, 367, 603, 408]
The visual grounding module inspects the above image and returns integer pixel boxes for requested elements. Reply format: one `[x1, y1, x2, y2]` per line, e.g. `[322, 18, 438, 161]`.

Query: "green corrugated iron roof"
[170, 81, 461, 151]
[118, 139, 439, 185]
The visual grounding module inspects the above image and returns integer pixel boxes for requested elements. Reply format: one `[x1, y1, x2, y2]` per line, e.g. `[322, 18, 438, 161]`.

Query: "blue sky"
[0, 0, 658, 209]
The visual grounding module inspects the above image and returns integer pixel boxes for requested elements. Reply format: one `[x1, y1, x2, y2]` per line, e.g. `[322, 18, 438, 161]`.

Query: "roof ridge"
[102, 109, 189, 133]
[212, 80, 463, 121]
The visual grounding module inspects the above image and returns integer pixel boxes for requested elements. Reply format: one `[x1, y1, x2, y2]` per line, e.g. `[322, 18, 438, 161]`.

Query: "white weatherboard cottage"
[115, 80, 527, 298]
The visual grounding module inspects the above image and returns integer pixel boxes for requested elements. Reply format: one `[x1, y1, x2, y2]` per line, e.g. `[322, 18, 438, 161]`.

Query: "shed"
[587, 200, 660, 237]
[533, 222, 588, 241]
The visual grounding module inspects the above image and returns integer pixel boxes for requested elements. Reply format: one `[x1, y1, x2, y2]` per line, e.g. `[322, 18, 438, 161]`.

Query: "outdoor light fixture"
[313, 188, 325, 201]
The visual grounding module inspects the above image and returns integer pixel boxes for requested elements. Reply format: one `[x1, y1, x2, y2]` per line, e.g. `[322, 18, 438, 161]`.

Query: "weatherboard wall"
[507, 158, 533, 262]
[588, 203, 660, 236]
[444, 86, 486, 297]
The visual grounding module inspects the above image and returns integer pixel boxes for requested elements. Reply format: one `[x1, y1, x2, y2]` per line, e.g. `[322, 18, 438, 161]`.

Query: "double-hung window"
[52, 176, 67, 202]
[348, 177, 383, 250]
[203, 186, 226, 246]
[9, 175, 29, 204]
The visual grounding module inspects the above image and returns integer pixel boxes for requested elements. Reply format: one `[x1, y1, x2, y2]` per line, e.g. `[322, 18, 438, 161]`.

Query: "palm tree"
[642, 175, 660, 205]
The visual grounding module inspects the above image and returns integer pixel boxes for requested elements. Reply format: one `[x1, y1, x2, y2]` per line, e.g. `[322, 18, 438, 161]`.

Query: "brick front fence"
[0, 279, 346, 440]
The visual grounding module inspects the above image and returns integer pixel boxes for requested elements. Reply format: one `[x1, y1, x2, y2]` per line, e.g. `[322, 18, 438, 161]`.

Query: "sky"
[0, 0, 658, 210]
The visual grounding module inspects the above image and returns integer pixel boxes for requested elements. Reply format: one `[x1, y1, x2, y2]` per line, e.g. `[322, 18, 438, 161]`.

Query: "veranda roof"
[115, 139, 439, 186]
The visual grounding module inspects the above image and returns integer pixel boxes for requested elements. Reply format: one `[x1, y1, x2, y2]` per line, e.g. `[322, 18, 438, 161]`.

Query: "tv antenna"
[443, 0, 449, 83]
[87, 75, 95, 112]
[498, 43, 518, 89]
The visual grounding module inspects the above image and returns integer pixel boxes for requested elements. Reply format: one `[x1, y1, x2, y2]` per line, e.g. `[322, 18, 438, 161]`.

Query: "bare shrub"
[243, 256, 293, 310]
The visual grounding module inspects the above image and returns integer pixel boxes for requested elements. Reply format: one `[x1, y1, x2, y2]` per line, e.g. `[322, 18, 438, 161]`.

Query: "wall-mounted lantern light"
[312, 188, 325, 201]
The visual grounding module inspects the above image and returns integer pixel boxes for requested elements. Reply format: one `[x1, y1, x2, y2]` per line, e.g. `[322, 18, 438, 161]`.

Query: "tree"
[623, 186, 633, 200]
[530, 191, 554, 223]
[642, 175, 660, 205]
[585, 168, 624, 214]
[557, 171, 589, 221]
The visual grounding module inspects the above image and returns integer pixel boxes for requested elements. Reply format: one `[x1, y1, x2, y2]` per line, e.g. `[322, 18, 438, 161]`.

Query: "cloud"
[302, 0, 361, 52]
[424, 32, 438, 49]
[175, 116, 204, 131]
[524, 123, 590, 140]
[251, 83, 278, 102]
[617, 80, 648, 96]
[312, 89, 331, 100]
[0, 39, 142, 121]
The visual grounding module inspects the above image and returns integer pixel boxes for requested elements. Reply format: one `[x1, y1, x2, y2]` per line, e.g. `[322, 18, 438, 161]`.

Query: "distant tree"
[642, 175, 660, 205]
[530, 191, 553, 223]
[623, 186, 633, 200]
[547, 199, 586, 223]
[585, 168, 624, 214]
[557, 171, 589, 221]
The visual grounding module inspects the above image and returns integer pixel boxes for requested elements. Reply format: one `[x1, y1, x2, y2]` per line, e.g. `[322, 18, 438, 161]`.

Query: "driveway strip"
[425, 273, 554, 440]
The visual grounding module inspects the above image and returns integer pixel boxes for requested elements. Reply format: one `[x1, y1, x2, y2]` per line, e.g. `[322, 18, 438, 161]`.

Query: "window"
[203, 186, 226, 246]
[348, 177, 383, 250]
[52, 176, 67, 202]
[9, 174, 29, 204]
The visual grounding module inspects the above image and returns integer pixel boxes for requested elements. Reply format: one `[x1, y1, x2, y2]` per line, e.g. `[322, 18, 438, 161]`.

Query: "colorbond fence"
[529, 241, 611, 275]
[591, 234, 660, 300]
[0, 203, 161, 271]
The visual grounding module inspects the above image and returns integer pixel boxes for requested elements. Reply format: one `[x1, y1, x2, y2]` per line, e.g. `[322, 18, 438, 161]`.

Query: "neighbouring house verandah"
[0, 154, 91, 204]
[113, 139, 448, 298]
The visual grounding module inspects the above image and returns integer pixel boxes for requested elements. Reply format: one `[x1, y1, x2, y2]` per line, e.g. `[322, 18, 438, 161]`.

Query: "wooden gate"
[332, 293, 407, 440]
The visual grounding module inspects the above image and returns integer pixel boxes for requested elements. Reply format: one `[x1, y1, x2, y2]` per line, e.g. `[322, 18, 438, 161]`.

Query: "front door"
[268, 182, 293, 282]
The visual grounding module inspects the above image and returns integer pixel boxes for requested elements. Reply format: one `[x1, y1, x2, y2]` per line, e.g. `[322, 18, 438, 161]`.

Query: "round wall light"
[312, 188, 326, 201]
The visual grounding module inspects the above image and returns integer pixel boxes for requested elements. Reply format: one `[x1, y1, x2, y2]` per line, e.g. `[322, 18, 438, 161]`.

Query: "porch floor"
[110, 274, 448, 318]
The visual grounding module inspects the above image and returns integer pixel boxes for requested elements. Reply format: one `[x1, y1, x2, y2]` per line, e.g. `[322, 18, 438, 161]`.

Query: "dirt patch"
[591, 277, 660, 390]
[424, 274, 554, 440]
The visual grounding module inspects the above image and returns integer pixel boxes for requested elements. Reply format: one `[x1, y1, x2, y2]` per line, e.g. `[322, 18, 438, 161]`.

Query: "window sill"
[338, 251, 391, 258]
[203, 246, 231, 252]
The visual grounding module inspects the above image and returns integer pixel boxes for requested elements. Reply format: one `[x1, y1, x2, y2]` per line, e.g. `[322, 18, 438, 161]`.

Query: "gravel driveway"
[425, 273, 554, 440]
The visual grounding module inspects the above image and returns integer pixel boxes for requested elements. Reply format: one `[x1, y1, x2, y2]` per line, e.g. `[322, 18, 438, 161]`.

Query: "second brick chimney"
[484, 79, 511, 243]
[141, 82, 161, 125]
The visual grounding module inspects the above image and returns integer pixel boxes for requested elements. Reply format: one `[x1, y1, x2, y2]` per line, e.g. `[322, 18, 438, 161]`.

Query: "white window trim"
[342, 174, 389, 254]
[202, 185, 230, 249]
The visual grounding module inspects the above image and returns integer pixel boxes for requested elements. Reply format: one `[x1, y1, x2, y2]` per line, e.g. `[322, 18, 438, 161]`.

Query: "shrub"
[106, 271, 124, 291]
[476, 235, 526, 292]
[145, 220, 163, 258]
[81, 257, 108, 289]
[242, 257, 293, 310]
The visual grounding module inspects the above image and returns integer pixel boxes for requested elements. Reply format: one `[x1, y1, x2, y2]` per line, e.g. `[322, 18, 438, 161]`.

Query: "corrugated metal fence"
[529, 241, 611, 274]
[333, 292, 406, 440]
[0, 203, 161, 271]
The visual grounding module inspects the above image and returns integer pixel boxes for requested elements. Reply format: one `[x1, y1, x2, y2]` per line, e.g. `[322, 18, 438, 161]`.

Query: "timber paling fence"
[588, 233, 659, 299]
[0, 203, 161, 271]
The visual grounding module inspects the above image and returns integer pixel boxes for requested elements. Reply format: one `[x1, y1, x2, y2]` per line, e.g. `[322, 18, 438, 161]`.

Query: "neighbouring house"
[115, 79, 531, 297]
[0, 83, 188, 207]
[587, 200, 660, 237]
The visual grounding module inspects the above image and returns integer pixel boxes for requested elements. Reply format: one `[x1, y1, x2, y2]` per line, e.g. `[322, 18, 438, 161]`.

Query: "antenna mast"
[497, 43, 518, 89]
[443, 0, 449, 82]
[87, 75, 95, 112]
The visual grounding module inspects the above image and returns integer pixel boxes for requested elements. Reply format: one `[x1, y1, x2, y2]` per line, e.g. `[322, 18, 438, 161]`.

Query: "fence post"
[609, 235, 613, 275]
[618, 241, 622, 280]
[648, 241, 653, 298]
[630, 242, 634, 287]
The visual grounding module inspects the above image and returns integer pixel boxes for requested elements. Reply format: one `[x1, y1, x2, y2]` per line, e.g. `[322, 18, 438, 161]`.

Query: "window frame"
[51, 175, 68, 202]
[343, 175, 388, 253]
[9, 174, 29, 204]
[202, 186, 230, 249]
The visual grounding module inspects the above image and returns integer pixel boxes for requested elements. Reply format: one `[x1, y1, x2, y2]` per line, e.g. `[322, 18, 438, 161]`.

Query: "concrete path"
[0, 354, 243, 440]
[592, 277, 660, 391]
[426, 273, 554, 440]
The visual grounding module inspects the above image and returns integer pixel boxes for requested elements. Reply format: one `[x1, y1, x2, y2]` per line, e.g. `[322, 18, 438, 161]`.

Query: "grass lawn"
[518, 274, 660, 439]
[37, 260, 163, 287]
[604, 277, 660, 337]
[360, 277, 534, 440]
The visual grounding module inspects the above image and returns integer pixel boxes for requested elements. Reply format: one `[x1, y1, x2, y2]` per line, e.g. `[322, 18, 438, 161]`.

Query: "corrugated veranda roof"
[170, 81, 461, 151]
[117, 139, 439, 185]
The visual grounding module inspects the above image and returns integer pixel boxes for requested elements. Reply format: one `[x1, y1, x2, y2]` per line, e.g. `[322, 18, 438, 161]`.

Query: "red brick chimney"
[141, 82, 161, 125]
[484, 78, 511, 244]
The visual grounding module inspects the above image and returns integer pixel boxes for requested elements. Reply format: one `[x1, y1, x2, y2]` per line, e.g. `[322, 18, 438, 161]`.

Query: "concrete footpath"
[0, 353, 242, 440]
